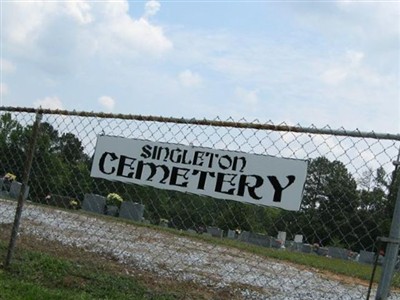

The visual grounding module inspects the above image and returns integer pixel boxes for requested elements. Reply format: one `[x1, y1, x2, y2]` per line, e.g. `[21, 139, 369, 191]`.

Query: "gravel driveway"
[1, 199, 399, 300]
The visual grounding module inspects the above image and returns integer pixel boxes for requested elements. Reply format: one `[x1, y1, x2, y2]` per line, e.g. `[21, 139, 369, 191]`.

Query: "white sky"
[1, 0, 399, 133]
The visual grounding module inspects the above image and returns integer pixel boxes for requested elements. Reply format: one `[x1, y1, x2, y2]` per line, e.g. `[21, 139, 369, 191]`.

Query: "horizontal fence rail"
[1, 106, 400, 299]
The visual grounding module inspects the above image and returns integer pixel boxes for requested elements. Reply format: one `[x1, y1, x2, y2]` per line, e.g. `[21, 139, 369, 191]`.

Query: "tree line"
[0, 113, 398, 252]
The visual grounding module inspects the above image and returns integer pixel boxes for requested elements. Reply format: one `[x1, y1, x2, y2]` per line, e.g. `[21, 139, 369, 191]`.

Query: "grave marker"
[82, 194, 106, 214]
[294, 234, 303, 243]
[9, 181, 29, 200]
[328, 247, 349, 260]
[119, 202, 144, 222]
[227, 229, 236, 239]
[359, 250, 375, 264]
[277, 231, 287, 243]
[207, 227, 223, 238]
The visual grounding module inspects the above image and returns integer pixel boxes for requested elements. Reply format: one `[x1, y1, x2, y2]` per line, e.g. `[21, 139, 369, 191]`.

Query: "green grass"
[0, 241, 188, 300]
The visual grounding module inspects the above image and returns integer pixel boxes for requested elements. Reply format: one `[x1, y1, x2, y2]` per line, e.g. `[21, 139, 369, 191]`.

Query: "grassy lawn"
[0, 240, 188, 300]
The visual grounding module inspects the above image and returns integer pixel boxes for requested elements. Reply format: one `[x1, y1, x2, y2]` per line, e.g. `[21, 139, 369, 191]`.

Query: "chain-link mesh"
[1, 107, 400, 299]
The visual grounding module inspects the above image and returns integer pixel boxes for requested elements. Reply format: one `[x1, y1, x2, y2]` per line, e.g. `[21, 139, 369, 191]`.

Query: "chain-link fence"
[1, 107, 400, 299]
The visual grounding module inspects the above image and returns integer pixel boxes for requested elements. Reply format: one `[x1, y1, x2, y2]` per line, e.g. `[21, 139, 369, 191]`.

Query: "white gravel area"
[1, 199, 399, 300]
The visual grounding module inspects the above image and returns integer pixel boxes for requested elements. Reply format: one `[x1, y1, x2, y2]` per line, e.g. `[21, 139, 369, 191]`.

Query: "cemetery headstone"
[9, 181, 29, 200]
[247, 232, 272, 247]
[294, 234, 303, 243]
[238, 231, 250, 242]
[358, 250, 375, 263]
[105, 205, 119, 217]
[317, 247, 329, 257]
[82, 194, 106, 214]
[292, 235, 304, 251]
[227, 229, 236, 239]
[277, 231, 287, 244]
[328, 247, 349, 260]
[207, 226, 223, 238]
[119, 201, 144, 222]
[301, 244, 312, 254]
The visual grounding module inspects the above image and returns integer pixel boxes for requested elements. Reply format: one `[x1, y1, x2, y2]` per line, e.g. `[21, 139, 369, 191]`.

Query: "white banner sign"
[90, 136, 308, 211]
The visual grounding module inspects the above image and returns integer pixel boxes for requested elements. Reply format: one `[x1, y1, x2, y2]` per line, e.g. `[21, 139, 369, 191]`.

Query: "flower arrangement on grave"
[4, 172, 16, 182]
[106, 193, 124, 208]
[2, 172, 16, 191]
[69, 199, 80, 210]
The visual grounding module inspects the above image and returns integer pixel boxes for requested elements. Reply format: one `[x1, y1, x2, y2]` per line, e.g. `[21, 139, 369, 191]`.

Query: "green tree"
[0, 113, 26, 177]
[302, 157, 359, 213]
[57, 132, 85, 163]
[289, 157, 359, 247]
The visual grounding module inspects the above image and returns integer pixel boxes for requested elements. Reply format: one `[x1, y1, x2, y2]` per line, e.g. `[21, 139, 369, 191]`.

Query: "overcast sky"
[1, 0, 399, 133]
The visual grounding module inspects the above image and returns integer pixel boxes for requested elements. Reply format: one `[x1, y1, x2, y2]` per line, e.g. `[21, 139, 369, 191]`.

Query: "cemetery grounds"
[1, 198, 400, 300]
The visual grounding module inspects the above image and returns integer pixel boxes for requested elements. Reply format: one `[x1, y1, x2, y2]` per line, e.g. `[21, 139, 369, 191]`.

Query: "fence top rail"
[1, 106, 399, 141]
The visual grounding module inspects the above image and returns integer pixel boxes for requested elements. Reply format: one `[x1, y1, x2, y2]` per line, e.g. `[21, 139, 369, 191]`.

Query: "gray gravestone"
[207, 226, 223, 238]
[238, 231, 250, 242]
[328, 247, 349, 260]
[317, 247, 329, 256]
[227, 229, 236, 239]
[9, 181, 29, 200]
[302, 244, 312, 253]
[359, 250, 375, 264]
[82, 194, 106, 214]
[105, 205, 119, 217]
[247, 232, 272, 247]
[119, 202, 144, 222]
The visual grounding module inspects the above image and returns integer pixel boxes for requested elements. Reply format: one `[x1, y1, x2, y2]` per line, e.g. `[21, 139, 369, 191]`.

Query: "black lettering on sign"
[135, 161, 170, 184]
[117, 155, 136, 178]
[215, 173, 237, 195]
[169, 166, 190, 187]
[192, 170, 215, 190]
[140, 145, 152, 159]
[267, 176, 296, 202]
[237, 174, 263, 200]
[99, 152, 118, 175]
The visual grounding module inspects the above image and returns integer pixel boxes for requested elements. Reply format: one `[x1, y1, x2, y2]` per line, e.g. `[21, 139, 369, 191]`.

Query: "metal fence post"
[375, 159, 400, 300]
[4, 111, 42, 268]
